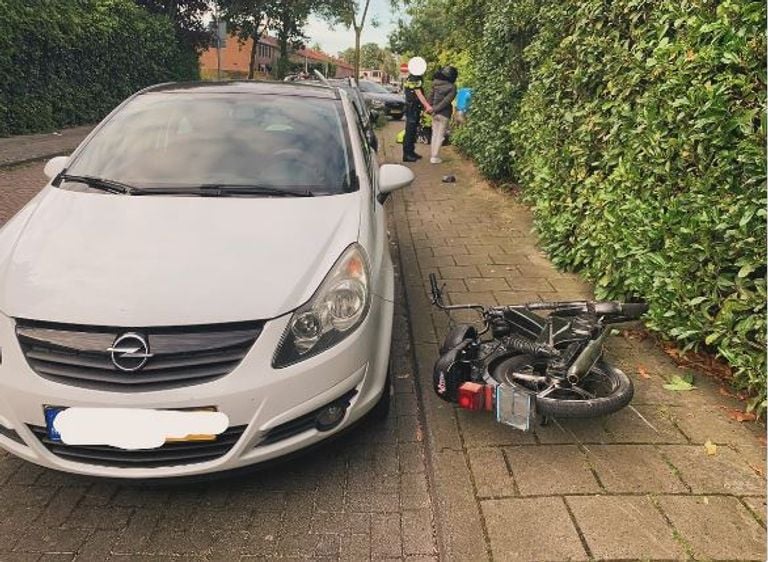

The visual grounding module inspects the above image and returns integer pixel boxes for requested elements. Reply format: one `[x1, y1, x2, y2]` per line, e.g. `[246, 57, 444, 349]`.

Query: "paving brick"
[567, 495, 685, 560]
[340, 533, 371, 560]
[439, 265, 480, 279]
[465, 277, 510, 292]
[659, 495, 766, 560]
[601, 403, 689, 444]
[482, 498, 587, 561]
[467, 448, 517, 499]
[475, 263, 520, 278]
[401, 509, 435, 555]
[491, 253, 531, 265]
[506, 445, 601, 496]
[13, 525, 91, 554]
[432, 450, 487, 561]
[671, 406, 759, 447]
[453, 254, 493, 266]
[660, 444, 765, 495]
[587, 445, 687, 493]
[455, 409, 536, 447]
[371, 513, 402, 558]
[400, 472, 431, 510]
[742, 496, 767, 526]
[433, 245, 467, 257]
[399, 442, 426, 474]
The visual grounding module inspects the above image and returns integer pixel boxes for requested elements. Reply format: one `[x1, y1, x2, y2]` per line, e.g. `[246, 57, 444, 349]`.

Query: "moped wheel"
[491, 354, 633, 418]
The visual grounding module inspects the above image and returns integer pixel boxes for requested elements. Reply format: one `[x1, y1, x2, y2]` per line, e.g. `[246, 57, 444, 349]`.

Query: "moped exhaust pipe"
[566, 331, 607, 384]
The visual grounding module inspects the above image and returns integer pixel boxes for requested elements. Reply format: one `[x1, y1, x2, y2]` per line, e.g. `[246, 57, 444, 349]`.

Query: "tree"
[135, 0, 211, 49]
[271, 0, 314, 78]
[322, 0, 375, 82]
[218, 0, 274, 79]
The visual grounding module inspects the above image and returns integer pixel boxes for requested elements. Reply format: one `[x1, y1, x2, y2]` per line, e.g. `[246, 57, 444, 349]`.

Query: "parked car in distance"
[357, 80, 406, 120]
[0, 81, 415, 479]
[327, 77, 379, 151]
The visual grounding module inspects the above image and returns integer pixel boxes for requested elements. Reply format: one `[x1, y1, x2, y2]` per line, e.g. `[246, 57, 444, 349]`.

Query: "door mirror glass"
[44, 155, 69, 179]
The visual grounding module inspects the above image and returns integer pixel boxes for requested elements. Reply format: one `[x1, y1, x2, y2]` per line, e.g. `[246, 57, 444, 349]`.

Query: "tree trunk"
[354, 27, 361, 84]
[278, 32, 290, 79]
[248, 35, 259, 80]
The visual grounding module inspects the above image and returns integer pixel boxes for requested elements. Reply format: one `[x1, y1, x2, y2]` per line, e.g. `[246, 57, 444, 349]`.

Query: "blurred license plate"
[44, 406, 218, 444]
[495, 385, 535, 431]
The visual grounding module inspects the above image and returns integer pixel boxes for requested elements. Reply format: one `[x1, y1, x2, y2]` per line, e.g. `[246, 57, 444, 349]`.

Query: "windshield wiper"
[132, 184, 315, 198]
[58, 174, 139, 195]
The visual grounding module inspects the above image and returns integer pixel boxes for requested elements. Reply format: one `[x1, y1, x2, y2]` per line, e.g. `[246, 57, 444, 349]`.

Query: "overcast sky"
[305, 0, 404, 57]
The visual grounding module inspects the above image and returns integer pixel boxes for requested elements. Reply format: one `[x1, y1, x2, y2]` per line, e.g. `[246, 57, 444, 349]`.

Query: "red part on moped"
[457, 382, 487, 411]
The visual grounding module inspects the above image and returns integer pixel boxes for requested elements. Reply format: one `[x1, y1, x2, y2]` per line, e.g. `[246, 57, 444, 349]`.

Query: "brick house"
[199, 35, 353, 79]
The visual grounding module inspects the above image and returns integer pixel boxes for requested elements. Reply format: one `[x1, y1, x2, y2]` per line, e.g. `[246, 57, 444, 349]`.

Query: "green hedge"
[456, 0, 767, 410]
[0, 0, 199, 136]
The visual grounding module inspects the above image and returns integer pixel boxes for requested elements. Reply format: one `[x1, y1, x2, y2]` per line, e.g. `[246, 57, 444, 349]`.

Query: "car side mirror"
[377, 164, 415, 203]
[44, 155, 69, 179]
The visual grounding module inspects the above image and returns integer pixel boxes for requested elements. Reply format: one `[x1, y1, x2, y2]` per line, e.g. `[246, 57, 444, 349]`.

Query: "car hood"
[0, 188, 362, 326]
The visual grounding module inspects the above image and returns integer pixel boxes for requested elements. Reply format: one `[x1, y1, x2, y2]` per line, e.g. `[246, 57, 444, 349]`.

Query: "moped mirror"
[44, 155, 69, 179]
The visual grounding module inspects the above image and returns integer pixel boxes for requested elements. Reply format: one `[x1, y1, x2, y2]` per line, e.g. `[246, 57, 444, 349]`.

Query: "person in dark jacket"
[402, 57, 432, 162]
[429, 66, 458, 164]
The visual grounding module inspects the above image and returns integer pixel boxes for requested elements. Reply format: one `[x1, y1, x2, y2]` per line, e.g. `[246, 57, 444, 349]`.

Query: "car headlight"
[273, 244, 370, 368]
[371, 99, 385, 109]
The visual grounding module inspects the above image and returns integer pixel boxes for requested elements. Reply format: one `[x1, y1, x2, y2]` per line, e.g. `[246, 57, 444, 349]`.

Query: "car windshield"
[64, 92, 354, 194]
[358, 81, 390, 94]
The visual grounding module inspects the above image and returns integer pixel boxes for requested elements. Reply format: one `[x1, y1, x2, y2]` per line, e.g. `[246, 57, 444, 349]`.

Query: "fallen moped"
[429, 273, 648, 430]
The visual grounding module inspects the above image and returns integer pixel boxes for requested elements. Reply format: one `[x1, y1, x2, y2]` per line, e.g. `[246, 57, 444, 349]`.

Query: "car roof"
[141, 80, 339, 100]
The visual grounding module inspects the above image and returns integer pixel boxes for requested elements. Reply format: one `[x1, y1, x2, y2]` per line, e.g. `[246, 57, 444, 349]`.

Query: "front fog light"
[315, 404, 347, 431]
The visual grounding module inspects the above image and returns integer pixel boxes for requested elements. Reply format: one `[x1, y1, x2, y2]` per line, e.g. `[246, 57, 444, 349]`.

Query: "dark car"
[357, 80, 406, 120]
[328, 78, 379, 152]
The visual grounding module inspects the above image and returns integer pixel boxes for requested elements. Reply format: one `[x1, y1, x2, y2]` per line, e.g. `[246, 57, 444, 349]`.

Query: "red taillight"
[458, 382, 486, 411]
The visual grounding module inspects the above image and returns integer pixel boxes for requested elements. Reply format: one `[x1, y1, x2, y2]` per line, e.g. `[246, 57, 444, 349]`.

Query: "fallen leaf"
[719, 387, 736, 398]
[704, 440, 717, 456]
[638, 366, 652, 380]
[664, 374, 696, 392]
[726, 409, 757, 423]
[748, 462, 765, 478]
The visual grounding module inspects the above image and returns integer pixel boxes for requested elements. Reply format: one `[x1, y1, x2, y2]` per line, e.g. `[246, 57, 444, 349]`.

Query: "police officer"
[402, 57, 432, 163]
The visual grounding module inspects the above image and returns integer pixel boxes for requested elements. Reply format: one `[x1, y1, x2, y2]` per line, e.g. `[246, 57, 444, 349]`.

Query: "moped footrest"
[495, 384, 535, 432]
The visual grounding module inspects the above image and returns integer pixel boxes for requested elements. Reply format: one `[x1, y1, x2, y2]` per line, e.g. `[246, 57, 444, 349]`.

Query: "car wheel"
[392, 114, 404, 121]
[368, 364, 392, 422]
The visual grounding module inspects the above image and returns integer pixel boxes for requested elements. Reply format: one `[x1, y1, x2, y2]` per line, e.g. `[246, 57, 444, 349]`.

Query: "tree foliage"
[0, 0, 199, 136]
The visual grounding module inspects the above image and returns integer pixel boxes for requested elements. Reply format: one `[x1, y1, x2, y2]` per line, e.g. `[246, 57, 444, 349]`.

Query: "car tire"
[392, 114, 404, 121]
[368, 364, 392, 422]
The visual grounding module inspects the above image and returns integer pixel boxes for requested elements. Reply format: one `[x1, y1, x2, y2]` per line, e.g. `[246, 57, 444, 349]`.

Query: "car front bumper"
[0, 292, 393, 479]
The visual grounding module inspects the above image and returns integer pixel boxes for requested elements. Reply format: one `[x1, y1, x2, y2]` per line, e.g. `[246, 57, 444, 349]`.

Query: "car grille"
[16, 320, 264, 391]
[28, 425, 246, 468]
[385, 101, 404, 109]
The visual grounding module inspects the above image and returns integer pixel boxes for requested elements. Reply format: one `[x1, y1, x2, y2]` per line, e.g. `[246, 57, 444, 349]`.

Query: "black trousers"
[403, 111, 421, 157]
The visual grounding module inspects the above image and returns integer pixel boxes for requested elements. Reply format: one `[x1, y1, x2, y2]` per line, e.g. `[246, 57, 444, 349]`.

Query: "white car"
[0, 81, 414, 478]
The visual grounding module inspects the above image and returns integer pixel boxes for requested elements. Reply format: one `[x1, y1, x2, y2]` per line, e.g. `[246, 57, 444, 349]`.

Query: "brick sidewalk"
[383, 124, 767, 561]
[0, 125, 93, 168]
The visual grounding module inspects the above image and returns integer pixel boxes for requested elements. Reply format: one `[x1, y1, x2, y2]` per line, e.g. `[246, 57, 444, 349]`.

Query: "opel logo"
[107, 332, 153, 372]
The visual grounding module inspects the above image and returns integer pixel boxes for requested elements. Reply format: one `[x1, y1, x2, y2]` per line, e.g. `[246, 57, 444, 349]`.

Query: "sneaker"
[403, 154, 419, 163]
[430, 157, 443, 164]
[413, 153, 424, 160]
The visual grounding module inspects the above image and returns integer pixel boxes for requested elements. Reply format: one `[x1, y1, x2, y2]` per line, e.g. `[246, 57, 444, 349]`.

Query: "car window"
[65, 93, 355, 195]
